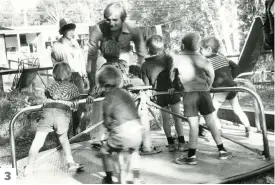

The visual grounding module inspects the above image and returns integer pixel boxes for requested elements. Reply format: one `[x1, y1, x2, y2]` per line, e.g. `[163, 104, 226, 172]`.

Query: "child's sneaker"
[219, 150, 232, 160]
[168, 143, 177, 152]
[175, 155, 197, 165]
[67, 163, 84, 172]
[178, 142, 189, 152]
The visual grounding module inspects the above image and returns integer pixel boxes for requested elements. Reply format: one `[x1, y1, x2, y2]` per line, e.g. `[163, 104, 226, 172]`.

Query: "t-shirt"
[141, 54, 174, 90]
[207, 54, 239, 87]
[45, 81, 79, 101]
[103, 88, 139, 130]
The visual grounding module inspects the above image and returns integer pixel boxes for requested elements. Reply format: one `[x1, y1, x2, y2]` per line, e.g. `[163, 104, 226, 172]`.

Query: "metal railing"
[152, 86, 270, 159]
[9, 98, 103, 175]
[9, 86, 270, 176]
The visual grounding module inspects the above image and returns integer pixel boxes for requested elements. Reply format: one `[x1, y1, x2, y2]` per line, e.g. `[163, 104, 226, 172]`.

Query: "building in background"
[0, 23, 89, 68]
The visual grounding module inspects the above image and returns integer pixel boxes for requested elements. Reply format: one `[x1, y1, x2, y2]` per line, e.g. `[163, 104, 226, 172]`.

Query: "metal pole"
[9, 97, 104, 175]
[210, 87, 270, 159]
[234, 78, 261, 132]
[153, 86, 270, 159]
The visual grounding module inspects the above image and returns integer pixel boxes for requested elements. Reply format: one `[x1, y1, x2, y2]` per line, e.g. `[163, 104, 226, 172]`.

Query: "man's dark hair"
[129, 65, 142, 78]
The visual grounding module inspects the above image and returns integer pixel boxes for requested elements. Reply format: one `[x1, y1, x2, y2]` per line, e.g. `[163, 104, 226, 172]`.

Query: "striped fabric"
[209, 55, 229, 70]
[45, 81, 79, 101]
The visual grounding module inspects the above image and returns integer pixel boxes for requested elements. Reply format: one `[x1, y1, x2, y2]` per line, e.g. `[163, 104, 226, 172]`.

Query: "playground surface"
[16, 121, 274, 184]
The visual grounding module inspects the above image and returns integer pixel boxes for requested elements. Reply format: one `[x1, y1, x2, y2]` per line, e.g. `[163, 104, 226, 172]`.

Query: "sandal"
[140, 146, 162, 155]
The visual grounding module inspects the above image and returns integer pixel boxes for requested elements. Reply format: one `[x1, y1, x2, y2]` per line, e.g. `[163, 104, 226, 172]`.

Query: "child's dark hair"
[201, 36, 220, 54]
[181, 32, 201, 51]
[146, 35, 164, 55]
[101, 40, 121, 58]
[129, 65, 141, 78]
[52, 62, 71, 81]
[97, 65, 122, 87]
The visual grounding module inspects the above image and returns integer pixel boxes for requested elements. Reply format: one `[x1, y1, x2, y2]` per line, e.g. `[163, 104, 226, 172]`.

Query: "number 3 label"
[0, 168, 16, 184]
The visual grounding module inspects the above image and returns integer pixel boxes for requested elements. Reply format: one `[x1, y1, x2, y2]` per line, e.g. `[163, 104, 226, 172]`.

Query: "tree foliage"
[0, 0, 268, 54]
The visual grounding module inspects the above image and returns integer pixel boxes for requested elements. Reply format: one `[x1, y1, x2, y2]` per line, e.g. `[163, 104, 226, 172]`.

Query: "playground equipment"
[9, 84, 274, 183]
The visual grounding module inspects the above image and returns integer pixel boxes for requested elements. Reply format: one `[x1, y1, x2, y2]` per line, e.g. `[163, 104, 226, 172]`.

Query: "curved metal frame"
[149, 86, 270, 159]
[9, 98, 103, 175]
[9, 86, 270, 177]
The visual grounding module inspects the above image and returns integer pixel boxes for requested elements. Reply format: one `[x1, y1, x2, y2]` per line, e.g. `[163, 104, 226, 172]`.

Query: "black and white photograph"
[0, 0, 274, 184]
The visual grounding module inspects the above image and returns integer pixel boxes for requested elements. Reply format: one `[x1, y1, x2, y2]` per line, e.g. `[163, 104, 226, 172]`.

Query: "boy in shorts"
[94, 65, 144, 184]
[24, 62, 84, 176]
[173, 33, 231, 165]
[141, 35, 187, 152]
[200, 36, 251, 137]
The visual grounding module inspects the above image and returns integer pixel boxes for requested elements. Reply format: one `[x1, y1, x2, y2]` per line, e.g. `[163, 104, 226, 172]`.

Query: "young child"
[141, 35, 187, 152]
[173, 32, 231, 165]
[93, 65, 144, 184]
[24, 62, 84, 176]
[128, 65, 145, 86]
[200, 36, 251, 137]
[88, 40, 133, 148]
[100, 40, 132, 88]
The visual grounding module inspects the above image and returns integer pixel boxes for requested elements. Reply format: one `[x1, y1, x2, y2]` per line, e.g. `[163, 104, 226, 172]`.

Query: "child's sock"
[217, 144, 226, 152]
[178, 136, 185, 143]
[105, 171, 113, 182]
[188, 149, 196, 158]
[167, 137, 174, 144]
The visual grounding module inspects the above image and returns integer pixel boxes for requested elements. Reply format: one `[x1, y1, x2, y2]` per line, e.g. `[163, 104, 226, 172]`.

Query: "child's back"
[174, 52, 213, 92]
[45, 81, 79, 101]
[103, 87, 140, 130]
[142, 54, 173, 90]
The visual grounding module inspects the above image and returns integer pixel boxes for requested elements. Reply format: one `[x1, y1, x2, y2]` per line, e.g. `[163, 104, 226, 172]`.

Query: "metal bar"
[9, 97, 104, 175]
[210, 87, 269, 159]
[226, 50, 272, 58]
[234, 78, 261, 132]
[0, 66, 53, 75]
[147, 100, 187, 121]
[33, 120, 104, 166]
[153, 86, 270, 159]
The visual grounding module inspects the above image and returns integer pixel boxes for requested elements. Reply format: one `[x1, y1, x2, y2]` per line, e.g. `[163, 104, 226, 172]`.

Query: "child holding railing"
[200, 36, 251, 137]
[141, 35, 187, 152]
[173, 33, 231, 165]
[89, 65, 144, 184]
[23, 62, 84, 177]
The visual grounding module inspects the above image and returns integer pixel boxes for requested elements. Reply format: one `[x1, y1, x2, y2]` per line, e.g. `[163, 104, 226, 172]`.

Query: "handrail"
[154, 86, 270, 160]
[9, 97, 104, 175]
[0, 66, 53, 75]
[10, 86, 270, 176]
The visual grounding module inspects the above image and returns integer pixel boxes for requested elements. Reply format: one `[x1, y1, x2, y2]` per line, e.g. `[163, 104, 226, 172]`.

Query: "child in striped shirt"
[200, 36, 251, 137]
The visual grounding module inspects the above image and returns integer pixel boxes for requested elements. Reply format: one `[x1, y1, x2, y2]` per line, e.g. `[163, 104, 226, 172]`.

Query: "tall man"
[87, 2, 147, 90]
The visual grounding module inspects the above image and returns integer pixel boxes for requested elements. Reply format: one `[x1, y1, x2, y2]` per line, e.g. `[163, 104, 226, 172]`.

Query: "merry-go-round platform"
[15, 119, 274, 184]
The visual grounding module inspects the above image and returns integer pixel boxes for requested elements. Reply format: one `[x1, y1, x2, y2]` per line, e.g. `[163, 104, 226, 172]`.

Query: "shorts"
[106, 119, 144, 152]
[212, 92, 237, 103]
[183, 91, 215, 117]
[37, 108, 72, 135]
[156, 94, 181, 107]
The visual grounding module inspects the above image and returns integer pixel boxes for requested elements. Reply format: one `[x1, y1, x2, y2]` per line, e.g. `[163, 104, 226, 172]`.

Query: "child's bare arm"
[204, 60, 215, 87]
[102, 97, 113, 131]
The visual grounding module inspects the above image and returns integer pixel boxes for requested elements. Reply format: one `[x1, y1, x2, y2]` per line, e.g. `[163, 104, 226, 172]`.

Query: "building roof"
[0, 23, 90, 35]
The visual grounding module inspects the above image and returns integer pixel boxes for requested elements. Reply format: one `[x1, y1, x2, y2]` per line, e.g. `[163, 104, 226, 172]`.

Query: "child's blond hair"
[52, 62, 72, 81]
